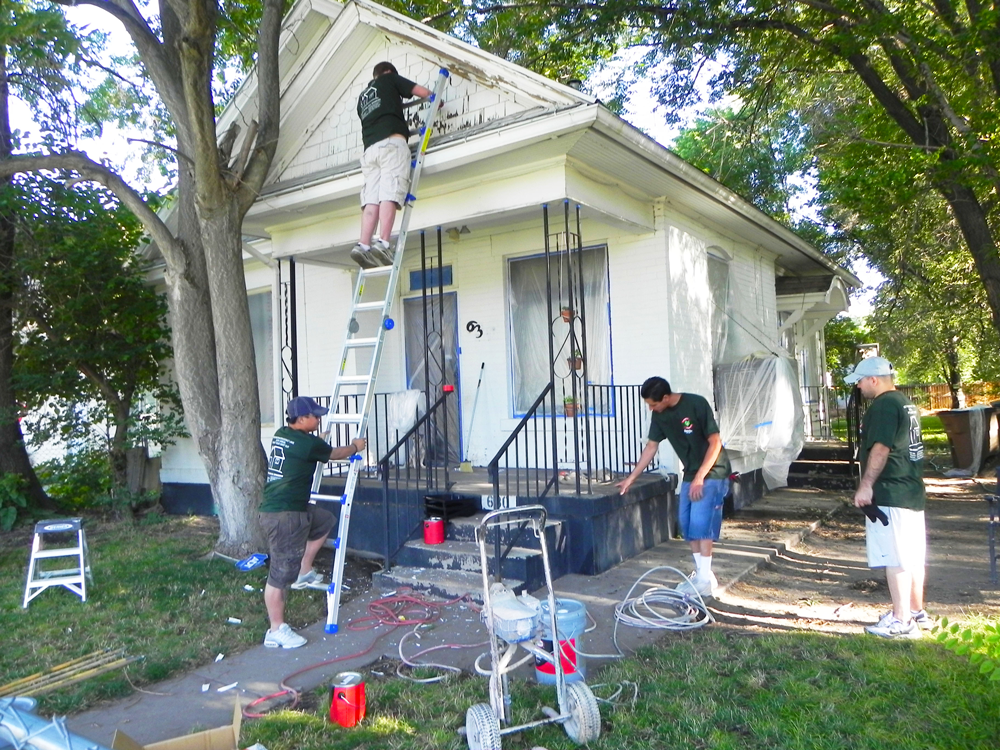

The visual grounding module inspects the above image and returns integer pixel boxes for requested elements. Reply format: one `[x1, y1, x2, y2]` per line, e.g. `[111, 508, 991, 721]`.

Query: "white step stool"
[22, 518, 92, 608]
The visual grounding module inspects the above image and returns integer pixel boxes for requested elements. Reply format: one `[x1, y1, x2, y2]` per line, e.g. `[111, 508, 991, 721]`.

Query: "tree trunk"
[943, 336, 965, 410]
[0, 33, 51, 509]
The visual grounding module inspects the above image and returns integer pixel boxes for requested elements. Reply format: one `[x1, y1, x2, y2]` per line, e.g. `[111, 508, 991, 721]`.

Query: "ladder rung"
[354, 301, 387, 312]
[337, 375, 372, 385]
[32, 549, 84, 559]
[327, 413, 363, 424]
[344, 337, 378, 349]
[361, 265, 393, 276]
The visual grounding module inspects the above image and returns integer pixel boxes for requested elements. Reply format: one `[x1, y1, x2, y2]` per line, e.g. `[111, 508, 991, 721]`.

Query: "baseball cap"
[843, 356, 895, 384]
[286, 396, 329, 419]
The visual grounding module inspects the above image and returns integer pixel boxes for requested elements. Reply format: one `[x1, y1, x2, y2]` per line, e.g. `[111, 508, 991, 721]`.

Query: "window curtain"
[508, 247, 611, 414]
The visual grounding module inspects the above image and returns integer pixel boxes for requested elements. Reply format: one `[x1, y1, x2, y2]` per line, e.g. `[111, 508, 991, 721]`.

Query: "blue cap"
[286, 396, 329, 419]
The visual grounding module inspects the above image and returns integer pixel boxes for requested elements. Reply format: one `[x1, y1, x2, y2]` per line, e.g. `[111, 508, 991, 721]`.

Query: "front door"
[403, 292, 461, 464]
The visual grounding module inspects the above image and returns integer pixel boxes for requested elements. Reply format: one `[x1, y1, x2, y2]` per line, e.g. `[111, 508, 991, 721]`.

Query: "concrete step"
[787, 472, 856, 490]
[445, 514, 566, 551]
[796, 445, 853, 461]
[395, 539, 545, 586]
[372, 565, 523, 602]
[789, 460, 856, 479]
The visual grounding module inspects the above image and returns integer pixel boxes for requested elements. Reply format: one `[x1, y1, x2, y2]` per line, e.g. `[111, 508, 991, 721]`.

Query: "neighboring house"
[158, 0, 859, 508]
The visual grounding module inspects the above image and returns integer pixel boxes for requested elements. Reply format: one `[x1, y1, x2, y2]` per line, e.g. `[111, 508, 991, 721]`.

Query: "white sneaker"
[675, 571, 715, 598]
[290, 568, 327, 590]
[865, 615, 921, 639]
[264, 623, 307, 649]
[350, 243, 378, 269]
[911, 609, 934, 630]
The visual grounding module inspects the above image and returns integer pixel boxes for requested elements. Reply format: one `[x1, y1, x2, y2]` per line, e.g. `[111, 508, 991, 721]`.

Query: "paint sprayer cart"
[464, 506, 600, 750]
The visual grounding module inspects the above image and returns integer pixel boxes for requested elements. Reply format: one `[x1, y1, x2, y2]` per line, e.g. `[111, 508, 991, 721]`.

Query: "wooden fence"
[896, 382, 1000, 411]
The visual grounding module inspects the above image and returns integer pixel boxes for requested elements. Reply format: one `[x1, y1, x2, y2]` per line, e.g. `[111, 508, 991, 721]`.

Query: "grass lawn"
[2, 513, 326, 715]
[243, 628, 1000, 750]
[5, 515, 999, 748]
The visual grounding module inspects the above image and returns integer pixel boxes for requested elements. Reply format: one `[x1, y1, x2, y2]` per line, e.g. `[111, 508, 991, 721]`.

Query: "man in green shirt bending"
[845, 357, 931, 639]
[617, 376, 731, 597]
[260, 397, 366, 649]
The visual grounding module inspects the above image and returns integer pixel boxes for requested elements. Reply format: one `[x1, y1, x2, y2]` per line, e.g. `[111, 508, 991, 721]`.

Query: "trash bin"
[937, 407, 993, 474]
[423, 493, 480, 522]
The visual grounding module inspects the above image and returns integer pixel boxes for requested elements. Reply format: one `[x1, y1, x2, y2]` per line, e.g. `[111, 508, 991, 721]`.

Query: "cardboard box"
[111, 700, 241, 750]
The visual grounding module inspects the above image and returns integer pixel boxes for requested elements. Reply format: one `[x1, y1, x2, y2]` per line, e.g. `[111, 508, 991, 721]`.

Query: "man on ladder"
[351, 61, 433, 268]
[319, 66, 450, 635]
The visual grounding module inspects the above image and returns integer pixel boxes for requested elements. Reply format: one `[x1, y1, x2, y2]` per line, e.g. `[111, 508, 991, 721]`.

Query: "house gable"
[247, 0, 593, 187]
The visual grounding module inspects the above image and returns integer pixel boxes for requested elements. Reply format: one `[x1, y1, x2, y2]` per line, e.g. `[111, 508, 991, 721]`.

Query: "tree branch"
[0, 152, 182, 271]
[127, 137, 193, 165]
[239, 0, 282, 213]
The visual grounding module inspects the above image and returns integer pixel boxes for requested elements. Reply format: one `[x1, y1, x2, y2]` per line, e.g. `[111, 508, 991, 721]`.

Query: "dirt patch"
[714, 476, 1000, 634]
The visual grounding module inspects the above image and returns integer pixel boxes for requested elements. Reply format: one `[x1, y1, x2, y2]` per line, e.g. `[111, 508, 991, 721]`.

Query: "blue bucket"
[534, 598, 587, 684]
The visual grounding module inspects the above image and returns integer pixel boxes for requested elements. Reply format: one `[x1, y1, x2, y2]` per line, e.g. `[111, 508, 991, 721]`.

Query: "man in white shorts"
[845, 357, 930, 639]
[351, 62, 431, 269]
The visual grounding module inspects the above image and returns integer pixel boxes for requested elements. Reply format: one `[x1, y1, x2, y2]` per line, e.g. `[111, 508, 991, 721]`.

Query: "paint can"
[534, 598, 587, 685]
[330, 671, 366, 727]
[423, 516, 445, 545]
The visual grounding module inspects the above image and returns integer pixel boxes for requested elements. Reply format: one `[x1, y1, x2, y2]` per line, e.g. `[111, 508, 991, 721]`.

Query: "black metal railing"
[488, 383, 658, 506]
[846, 387, 868, 465]
[799, 385, 863, 441]
[379, 389, 455, 565]
[311, 393, 419, 480]
[489, 383, 559, 506]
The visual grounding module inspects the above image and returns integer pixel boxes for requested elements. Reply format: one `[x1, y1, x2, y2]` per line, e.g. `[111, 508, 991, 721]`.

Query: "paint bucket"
[534, 598, 587, 685]
[423, 517, 445, 545]
[330, 671, 366, 727]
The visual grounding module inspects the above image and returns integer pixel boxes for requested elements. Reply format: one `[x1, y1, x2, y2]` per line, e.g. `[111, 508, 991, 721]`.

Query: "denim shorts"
[679, 478, 729, 541]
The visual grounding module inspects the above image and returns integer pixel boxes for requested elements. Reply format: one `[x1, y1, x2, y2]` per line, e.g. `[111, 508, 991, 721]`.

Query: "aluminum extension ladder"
[311, 67, 450, 633]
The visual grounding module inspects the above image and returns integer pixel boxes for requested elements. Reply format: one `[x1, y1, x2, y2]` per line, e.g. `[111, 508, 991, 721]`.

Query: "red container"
[330, 671, 366, 727]
[423, 516, 445, 545]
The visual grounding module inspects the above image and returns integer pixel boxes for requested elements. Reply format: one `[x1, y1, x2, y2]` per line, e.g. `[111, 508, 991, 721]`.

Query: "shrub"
[0, 473, 29, 531]
[932, 616, 1000, 682]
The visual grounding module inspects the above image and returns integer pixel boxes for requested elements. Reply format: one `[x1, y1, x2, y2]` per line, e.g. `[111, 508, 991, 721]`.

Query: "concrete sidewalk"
[66, 486, 845, 747]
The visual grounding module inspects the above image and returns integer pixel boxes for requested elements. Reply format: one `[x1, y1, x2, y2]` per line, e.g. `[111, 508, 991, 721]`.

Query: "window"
[248, 290, 274, 424]
[707, 253, 731, 364]
[507, 246, 611, 414]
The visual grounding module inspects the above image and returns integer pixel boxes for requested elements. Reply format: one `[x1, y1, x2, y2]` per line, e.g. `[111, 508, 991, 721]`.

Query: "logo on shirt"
[266, 445, 286, 483]
[681, 417, 694, 435]
[905, 404, 924, 462]
[358, 85, 381, 120]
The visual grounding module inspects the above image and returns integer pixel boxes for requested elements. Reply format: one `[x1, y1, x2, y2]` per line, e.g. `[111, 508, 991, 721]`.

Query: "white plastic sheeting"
[714, 354, 804, 489]
[943, 405, 991, 478]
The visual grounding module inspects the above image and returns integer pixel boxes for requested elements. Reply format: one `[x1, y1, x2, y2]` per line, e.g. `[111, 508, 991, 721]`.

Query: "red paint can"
[423, 516, 445, 545]
[330, 671, 366, 727]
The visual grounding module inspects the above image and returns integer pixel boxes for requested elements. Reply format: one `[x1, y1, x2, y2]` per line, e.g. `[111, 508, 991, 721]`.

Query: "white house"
[157, 0, 859, 511]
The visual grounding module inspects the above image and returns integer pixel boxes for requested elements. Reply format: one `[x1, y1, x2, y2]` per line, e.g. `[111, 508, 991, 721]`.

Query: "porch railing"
[378, 389, 455, 565]
[488, 383, 658, 505]
[312, 393, 414, 480]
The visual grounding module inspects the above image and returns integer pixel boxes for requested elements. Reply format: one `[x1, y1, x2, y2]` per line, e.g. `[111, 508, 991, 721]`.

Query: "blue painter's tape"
[325, 623, 338, 634]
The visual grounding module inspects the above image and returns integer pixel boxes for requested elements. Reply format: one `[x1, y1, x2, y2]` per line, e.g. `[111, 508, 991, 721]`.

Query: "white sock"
[692, 552, 702, 571]
[359, 243, 370, 250]
[696, 555, 712, 578]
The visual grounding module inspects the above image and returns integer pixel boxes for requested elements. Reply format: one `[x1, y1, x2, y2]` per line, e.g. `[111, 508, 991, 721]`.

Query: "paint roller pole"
[460, 362, 485, 472]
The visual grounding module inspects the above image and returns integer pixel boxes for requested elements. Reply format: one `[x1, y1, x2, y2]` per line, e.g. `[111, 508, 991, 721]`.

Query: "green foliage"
[10, 175, 185, 494]
[34, 449, 112, 511]
[825, 316, 869, 383]
[933, 616, 1000, 684]
[0, 472, 28, 530]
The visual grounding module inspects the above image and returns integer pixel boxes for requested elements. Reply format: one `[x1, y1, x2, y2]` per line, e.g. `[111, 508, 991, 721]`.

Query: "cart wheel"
[563, 682, 601, 744]
[466, 703, 502, 750]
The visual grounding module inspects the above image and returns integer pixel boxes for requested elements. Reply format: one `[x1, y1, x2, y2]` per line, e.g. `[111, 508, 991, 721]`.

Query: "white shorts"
[866, 506, 926, 570]
[360, 137, 411, 207]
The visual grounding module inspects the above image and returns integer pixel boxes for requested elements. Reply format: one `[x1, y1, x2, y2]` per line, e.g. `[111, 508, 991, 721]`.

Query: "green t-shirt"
[859, 390, 926, 510]
[648, 393, 731, 482]
[357, 73, 418, 150]
[260, 426, 333, 513]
